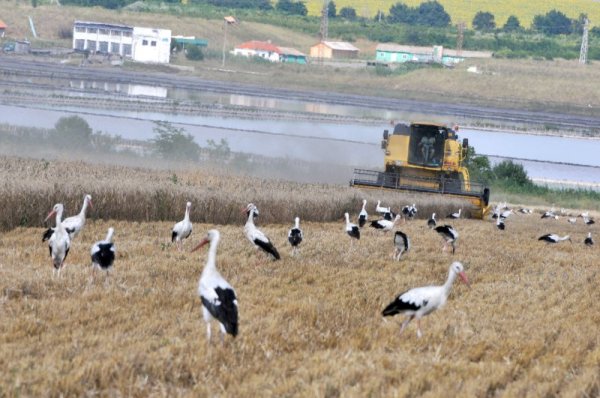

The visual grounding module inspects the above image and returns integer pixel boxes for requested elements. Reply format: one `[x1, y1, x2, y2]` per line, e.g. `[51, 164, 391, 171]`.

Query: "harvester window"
[408, 125, 445, 167]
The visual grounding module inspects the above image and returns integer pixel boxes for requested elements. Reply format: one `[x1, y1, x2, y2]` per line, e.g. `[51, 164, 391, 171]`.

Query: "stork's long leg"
[416, 319, 423, 338]
[399, 315, 415, 334]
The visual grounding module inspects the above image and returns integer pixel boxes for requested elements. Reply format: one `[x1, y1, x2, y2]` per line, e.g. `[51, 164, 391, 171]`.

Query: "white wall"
[132, 27, 171, 64]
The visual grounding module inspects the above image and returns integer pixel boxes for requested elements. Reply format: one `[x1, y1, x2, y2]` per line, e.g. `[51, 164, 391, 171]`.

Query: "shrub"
[151, 121, 200, 161]
[185, 45, 204, 61]
[48, 116, 93, 150]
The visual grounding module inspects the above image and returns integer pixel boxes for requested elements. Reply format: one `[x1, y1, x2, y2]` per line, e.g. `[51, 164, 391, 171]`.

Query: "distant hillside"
[306, 0, 599, 28]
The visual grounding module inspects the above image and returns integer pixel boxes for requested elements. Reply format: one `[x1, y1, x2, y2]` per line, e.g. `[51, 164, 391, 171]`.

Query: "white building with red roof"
[232, 40, 307, 64]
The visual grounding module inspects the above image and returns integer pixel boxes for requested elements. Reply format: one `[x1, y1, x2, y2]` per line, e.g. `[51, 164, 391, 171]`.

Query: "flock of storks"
[40, 195, 595, 341]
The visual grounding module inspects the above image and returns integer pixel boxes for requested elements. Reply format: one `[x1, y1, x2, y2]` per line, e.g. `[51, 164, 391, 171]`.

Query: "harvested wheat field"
[1, 185, 600, 396]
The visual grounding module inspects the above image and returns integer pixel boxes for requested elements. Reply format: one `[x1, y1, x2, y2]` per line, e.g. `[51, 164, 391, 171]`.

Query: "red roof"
[236, 40, 280, 53]
[0, 20, 7, 29]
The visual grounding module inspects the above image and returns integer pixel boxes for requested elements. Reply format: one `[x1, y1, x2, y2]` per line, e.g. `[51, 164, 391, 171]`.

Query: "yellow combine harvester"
[351, 122, 491, 219]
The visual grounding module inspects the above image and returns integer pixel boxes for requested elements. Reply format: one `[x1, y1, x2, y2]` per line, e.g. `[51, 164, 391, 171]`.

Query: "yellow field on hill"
[307, 0, 600, 28]
[1, 157, 600, 395]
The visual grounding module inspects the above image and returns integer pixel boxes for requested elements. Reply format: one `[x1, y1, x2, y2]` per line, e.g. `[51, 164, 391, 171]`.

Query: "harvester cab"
[352, 122, 491, 219]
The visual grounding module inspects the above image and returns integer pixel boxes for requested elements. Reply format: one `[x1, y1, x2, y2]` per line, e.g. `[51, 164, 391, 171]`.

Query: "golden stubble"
[1, 204, 599, 396]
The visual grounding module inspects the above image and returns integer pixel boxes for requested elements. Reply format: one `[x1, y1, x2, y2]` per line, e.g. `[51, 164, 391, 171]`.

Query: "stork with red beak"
[44, 203, 71, 277]
[382, 261, 470, 338]
[42, 194, 93, 242]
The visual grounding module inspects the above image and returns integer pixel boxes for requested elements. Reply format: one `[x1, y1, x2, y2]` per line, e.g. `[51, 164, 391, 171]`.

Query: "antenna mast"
[579, 18, 589, 64]
[456, 21, 465, 56]
[319, 0, 329, 41]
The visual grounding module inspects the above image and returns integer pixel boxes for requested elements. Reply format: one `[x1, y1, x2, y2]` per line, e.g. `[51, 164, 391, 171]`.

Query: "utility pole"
[222, 16, 237, 67]
[579, 18, 589, 65]
[456, 21, 465, 57]
[319, 0, 329, 41]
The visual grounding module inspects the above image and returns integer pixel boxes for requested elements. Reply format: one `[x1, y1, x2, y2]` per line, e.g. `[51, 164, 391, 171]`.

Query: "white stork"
[382, 261, 470, 338]
[427, 213, 437, 229]
[496, 214, 505, 230]
[583, 216, 595, 226]
[358, 199, 368, 228]
[42, 194, 92, 242]
[518, 208, 533, 214]
[192, 229, 239, 342]
[402, 204, 417, 220]
[434, 224, 459, 254]
[345, 212, 360, 241]
[172, 201, 193, 251]
[243, 203, 280, 260]
[287, 216, 303, 256]
[541, 211, 558, 220]
[568, 217, 577, 224]
[585, 232, 594, 247]
[370, 214, 402, 232]
[447, 208, 461, 219]
[376, 200, 396, 221]
[393, 230, 410, 261]
[91, 227, 116, 279]
[538, 233, 571, 244]
[44, 203, 71, 277]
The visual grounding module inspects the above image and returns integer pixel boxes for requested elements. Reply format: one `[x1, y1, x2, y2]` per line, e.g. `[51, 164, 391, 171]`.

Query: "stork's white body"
[383, 262, 469, 338]
[358, 199, 368, 228]
[46, 204, 71, 277]
[194, 230, 239, 342]
[172, 201, 193, 250]
[244, 204, 280, 260]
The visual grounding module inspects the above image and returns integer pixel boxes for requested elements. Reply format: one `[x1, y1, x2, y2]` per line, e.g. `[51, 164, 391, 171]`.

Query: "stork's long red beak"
[191, 238, 209, 252]
[44, 210, 56, 223]
[459, 271, 471, 288]
[88, 199, 93, 209]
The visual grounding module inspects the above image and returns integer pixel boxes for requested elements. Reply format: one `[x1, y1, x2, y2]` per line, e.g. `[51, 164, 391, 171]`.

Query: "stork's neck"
[344, 213, 350, 225]
[443, 269, 458, 296]
[246, 211, 255, 227]
[55, 208, 66, 234]
[80, 199, 89, 218]
[361, 200, 367, 211]
[295, 217, 300, 229]
[184, 206, 190, 221]
[203, 236, 220, 274]
[105, 228, 114, 243]
[559, 235, 570, 241]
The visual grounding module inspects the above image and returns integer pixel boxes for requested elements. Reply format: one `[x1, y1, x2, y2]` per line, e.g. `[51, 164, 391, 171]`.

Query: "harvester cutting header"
[351, 122, 491, 219]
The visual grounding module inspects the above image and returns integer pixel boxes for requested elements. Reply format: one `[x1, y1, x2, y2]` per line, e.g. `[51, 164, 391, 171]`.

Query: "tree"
[206, 138, 231, 161]
[414, 1, 451, 27]
[502, 15, 522, 33]
[205, 0, 272, 10]
[388, 2, 414, 24]
[327, 0, 336, 18]
[49, 116, 93, 150]
[472, 11, 496, 31]
[464, 147, 494, 184]
[276, 0, 307, 16]
[492, 160, 531, 187]
[339, 6, 356, 20]
[151, 121, 200, 161]
[533, 10, 573, 35]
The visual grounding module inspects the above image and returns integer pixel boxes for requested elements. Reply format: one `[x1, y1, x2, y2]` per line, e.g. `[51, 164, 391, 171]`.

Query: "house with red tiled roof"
[232, 40, 307, 64]
[0, 20, 7, 38]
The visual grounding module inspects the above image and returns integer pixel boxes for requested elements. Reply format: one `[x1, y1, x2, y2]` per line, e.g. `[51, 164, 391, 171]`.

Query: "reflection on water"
[69, 81, 167, 98]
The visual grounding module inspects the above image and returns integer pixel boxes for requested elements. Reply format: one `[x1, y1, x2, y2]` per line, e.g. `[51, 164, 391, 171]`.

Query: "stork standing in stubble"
[45, 203, 71, 277]
[382, 261, 470, 338]
[434, 225, 459, 254]
[243, 203, 280, 261]
[90, 227, 116, 282]
[192, 229, 239, 343]
[358, 199, 368, 228]
[287, 216, 303, 256]
[172, 201, 193, 251]
[42, 194, 92, 242]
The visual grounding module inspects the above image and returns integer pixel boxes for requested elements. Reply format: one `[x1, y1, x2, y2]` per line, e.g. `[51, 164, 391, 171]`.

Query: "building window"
[123, 31, 132, 38]
[75, 26, 85, 33]
[142, 39, 148, 46]
[110, 30, 121, 37]
[86, 40, 97, 51]
[99, 29, 109, 35]
[151, 41, 156, 47]
[123, 44, 132, 56]
[111, 42, 120, 54]
[87, 28, 98, 34]
[75, 39, 85, 50]
[99, 41, 109, 53]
